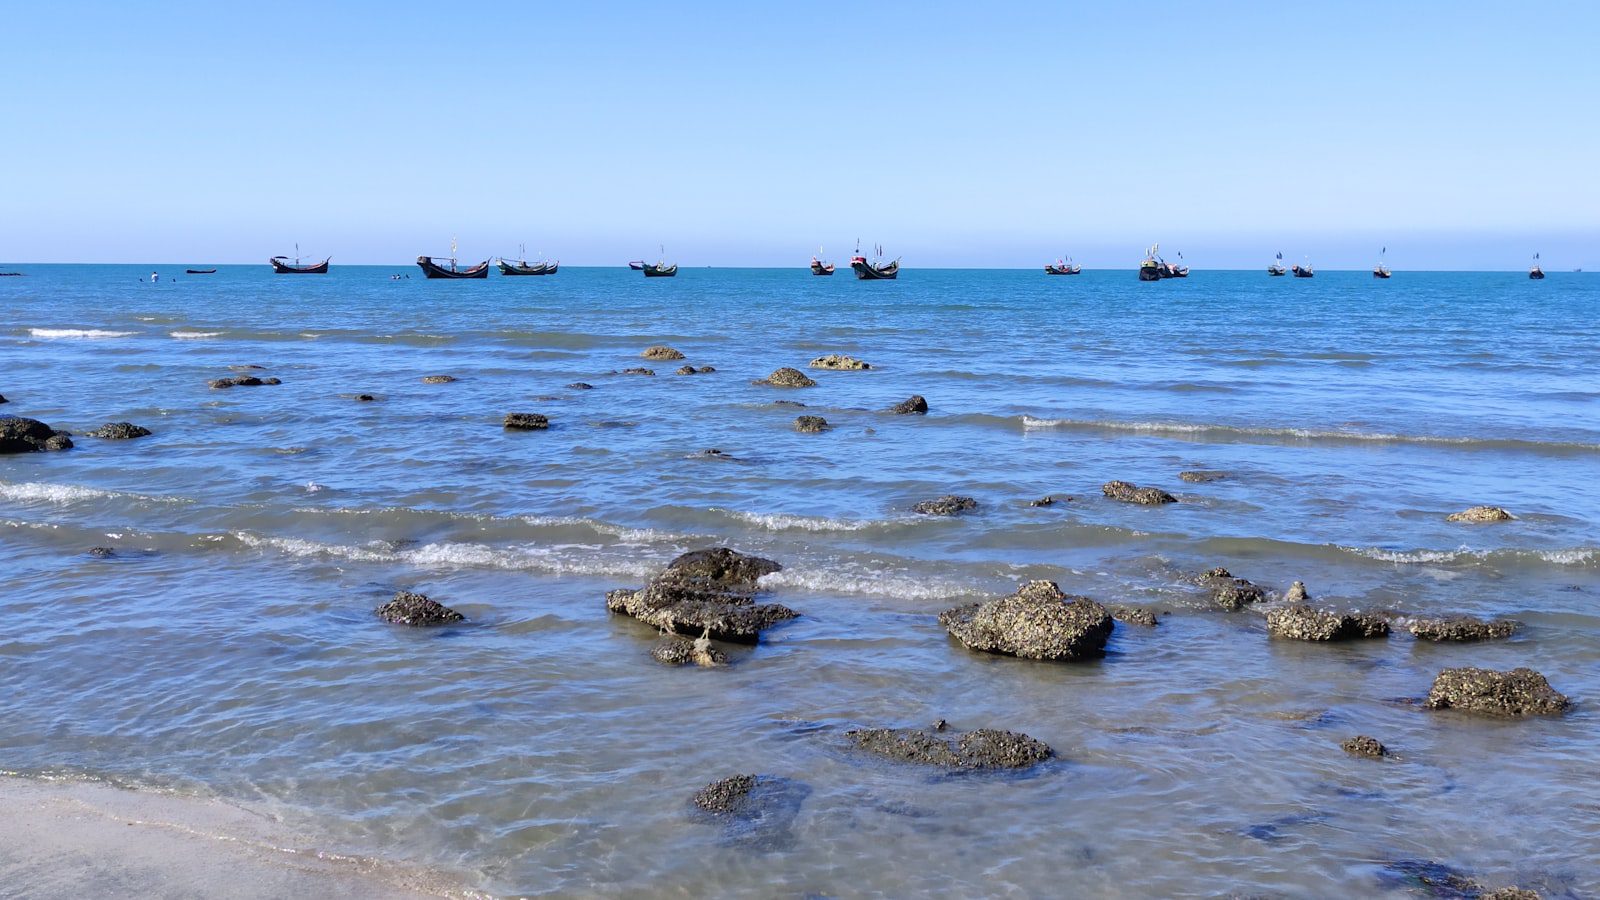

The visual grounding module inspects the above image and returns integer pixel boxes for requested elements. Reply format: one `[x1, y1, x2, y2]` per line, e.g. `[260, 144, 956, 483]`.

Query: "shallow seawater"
[2, 264, 1597, 897]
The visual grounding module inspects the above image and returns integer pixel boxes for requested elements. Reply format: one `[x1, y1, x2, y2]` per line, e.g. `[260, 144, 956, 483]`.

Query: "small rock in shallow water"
[698, 365, 716, 373]
[1201, 570, 1267, 610]
[641, 345, 685, 361]
[1341, 735, 1387, 758]
[757, 367, 816, 387]
[1425, 667, 1569, 717]
[375, 591, 464, 626]
[567, 382, 593, 390]
[1028, 496, 1056, 507]
[1266, 605, 1390, 641]
[794, 415, 830, 433]
[1102, 480, 1177, 504]
[1179, 470, 1228, 483]
[674, 365, 697, 375]
[87, 547, 116, 558]
[85, 422, 152, 439]
[652, 631, 729, 667]
[0, 417, 73, 453]
[606, 548, 796, 643]
[913, 495, 978, 516]
[1446, 505, 1514, 523]
[1285, 581, 1310, 602]
[420, 375, 456, 384]
[355, 394, 376, 402]
[692, 774, 757, 813]
[0, 394, 8, 404]
[503, 412, 550, 430]
[847, 725, 1053, 770]
[940, 581, 1113, 661]
[1406, 615, 1520, 642]
[620, 367, 655, 377]
[890, 394, 928, 414]
[210, 375, 276, 389]
[809, 354, 870, 370]
[1109, 605, 1159, 626]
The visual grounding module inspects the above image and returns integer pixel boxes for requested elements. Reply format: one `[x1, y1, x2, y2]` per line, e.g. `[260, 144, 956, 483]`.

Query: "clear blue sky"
[3, 1, 1596, 269]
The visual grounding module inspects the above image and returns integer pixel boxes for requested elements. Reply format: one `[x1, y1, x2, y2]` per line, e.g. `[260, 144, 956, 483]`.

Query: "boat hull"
[497, 260, 558, 276]
[642, 264, 678, 277]
[269, 257, 329, 274]
[810, 262, 835, 275]
[416, 256, 490, 279]
[1044, 265, 1081, 275]
[1138, 265, 1161, 281]
[1292, 266, 1314, 278]
[1529, 269, 1545, 280]
[1373, 268, 1391, 279]
[850, 257, 898, 280]
[186, 269, 216, 275]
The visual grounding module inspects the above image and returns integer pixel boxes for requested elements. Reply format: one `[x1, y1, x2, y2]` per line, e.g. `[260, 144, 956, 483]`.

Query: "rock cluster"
[606, 548, 797, 643]
[846, 725, 1053, 770]
[0, 416, 73, 453]
[809, 354, 870, 370]
[85, 422, 152, 440]
[1102, 480, 1177, 504]
[1425, 667, 1569, 717]
[794, 415, 830, 433]
[503, 412, 550, 430]
[675, 365, 716, 375]
[375, 591, 464, 626]
[1201, 568, 1267, 610]
[940, 581, 1113, 661]
[757, 367, 816, 387]
[890, 395, 928, 414]
[1405, 615, 1520, 642]
[1341, 735, 1387, 758]
[1109, 605, 1159, 627]
[1179, 470, 1228, 483]
[913, 495, 978, 516]
[1285, 581, 1310, 602]
[210, 375, 281, 389]
[1265, 605, 1390, 641]
[1446, 505, 1514, 523]
[641, 345, 685, 361]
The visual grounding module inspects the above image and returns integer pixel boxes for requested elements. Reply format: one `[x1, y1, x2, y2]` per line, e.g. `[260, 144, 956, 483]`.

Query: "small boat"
[1529, 253, 1545, 280]
[1160, 252, 1189, 278]
[810, 246, 835, 275]
[1373, 246, 1391, 279]
[627, 260, 646, 270]
[497, 245, 558, 275]
[1044, 257, 1081, 275]
[850, 240, 899, 280]
[1138, 244, 1163, 281]
[418, 237, 489, 279]
[1268, 252, 1287, 276]
[269, 244, 329, 274]
[642, 262, 678, 277]
[186, 268, 217, 275]
[1292, 262, 1315, 278]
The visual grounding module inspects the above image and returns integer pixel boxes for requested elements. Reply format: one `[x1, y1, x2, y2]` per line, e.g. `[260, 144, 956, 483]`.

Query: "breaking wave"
[28, 328, 137, 339]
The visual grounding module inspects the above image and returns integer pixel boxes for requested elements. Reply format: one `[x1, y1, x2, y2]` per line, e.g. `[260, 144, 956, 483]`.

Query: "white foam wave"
[1349, 545, 1597, 567]
[1019, 416, 1600, 451]
[0, 481, 187, 506]
[761, 567, 982, 602]
[718, 509, 923, 533]
[169, 330, 224, 339]
[28, 328, 136, 339]
[235, 533, 661, 578]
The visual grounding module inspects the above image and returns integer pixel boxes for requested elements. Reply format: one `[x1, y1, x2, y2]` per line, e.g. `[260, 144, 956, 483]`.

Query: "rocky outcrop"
[809, 354, 870, 370]
[503, 412, 550, 430]
[794, 415, 830, 433]
[890, 395, 928, 415]
[940, 581, 1113, 661]
[209, 375, 281, 389]
[1341, 735, 1387, 758]
[913, 495, 978, 516]
[1425, 667, 1569, 717]
[1266, 605, 1390, 641]
[1179, 470, 1228, 483]
[652, 631, 728, 667]
[642, 345, 685, 361]
[375, 591, 464, 626]
[847, 724, 1053, 770]
[1102, 480, 1176, 504]
[1109, 605, 1159, 626]
[1405, 615, 1520, 642]
[0, 416, 73, 453]
[1447, 505, 1514, 523]
[1201, 568, 1267, 611]
[620, 367, 655, 376]
[606, 548, 797, 643]
[420, 375, 456, 384]
[757, 367, 816, 387]
[85, 422, 152, 440]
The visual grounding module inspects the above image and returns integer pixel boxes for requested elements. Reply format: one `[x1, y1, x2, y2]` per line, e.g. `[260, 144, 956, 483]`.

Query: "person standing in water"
[150, 271, 159, 282]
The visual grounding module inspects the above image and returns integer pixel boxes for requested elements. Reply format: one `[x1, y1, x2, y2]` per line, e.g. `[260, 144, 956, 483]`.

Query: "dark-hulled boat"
[498, 259, 558, 275]
[1269, 252, 1287, 276]
[850, 241, 899, 280]
[416, 256, 490, 279]
[1044, 257, 1081, 275]
[628, 260, 646, 270]
[1159, 253, 1190, 278]
[186, 268, 217, 275]
[642, 262, 678, 277]
[1529, 253, 1545, 280]
[1292, 262, 1315, 278]
[269, 244, 330, 274]
[811, 246, 835, 275]
[1373, 246, 1391, 278]
[1138, 245, 1163, 281]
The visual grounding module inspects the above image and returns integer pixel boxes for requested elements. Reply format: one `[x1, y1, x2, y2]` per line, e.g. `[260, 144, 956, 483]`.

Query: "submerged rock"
[698, 365, 717, 373]
[620, 367, 655, 376]
[85, 422, 152, 440]
[1406, 615, 1521, 642]
[696, 448, 737, 460]
[1341, 735, 1388, 758]
[567, 382, 593, 390]
[688, 773, 811, 850]
[692, 774, 758, 813]
[1108, 605, 1159, 626]
[675, 365, 697, 375]
[913, 495, 978, 516]
[1201, 568, 1267, 611]
[355, 394, 377, 402]
[809, 354, 871, 370]
[1102, 480, 1177, 505]
[1179, 470, 1228, 483]
[890, 394, 928, 415]
[940, 581, 1113, 661]
[375, 591, 464, 626]
[87, 546, 116, 559]
[772, 399, 806, 408]
[209, 375, 280, 388]
[757, 367, 816, 388]
[652, 631, 729, 667]
[606, 548, 797, 643]
[503, 412, 550, 430]
[420, 375, 456, 384]
[847, 725, 1052, 770]
[794, 415, 830, 433]
[1266, 605, 1390, 641]
[0, 394, 7, 404]
[1425, 667, 1569, 717]
[1027, 496, 1057, 507]
[0, 416, 73, 453]
[1447, 505, 1514, 523]
[642, 345, 685, 361]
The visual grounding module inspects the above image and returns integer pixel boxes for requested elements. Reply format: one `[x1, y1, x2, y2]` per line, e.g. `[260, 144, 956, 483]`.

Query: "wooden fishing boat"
[416, 256, 490, 279]
[1268, 252, 1287, 276]
[642, 262, 678, 277]
[186, 268, 217, 275]
[1373, 246, 1391, 278]
[498, 259, 558, 275]
[1292, 263, 1315, 278]
[850, 241, 898, 280]
[1529, 253, 1545, 280]
[269, 244, 330, 274]
[1138, 245, 1163, 281]
[1044, 257, 1081, 275]
[1160, 259, 1189, 278]
[810, 246, 835, 275]
[628, 260, 646, 270]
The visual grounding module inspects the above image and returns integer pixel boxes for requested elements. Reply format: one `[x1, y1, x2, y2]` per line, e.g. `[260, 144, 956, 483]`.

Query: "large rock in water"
[641, 345, 685, 361]
[605, 548, 797, 643]
[1102, 480, 1177, 504]
[1425, 667, 1569, 717]
[86, 422, 152, 440]
[375, 591, 464, 626]
[1446, 505, 1514, 523]
[846, 724, 1053, 770]
[1406, 615, 1520, 642]
[1200, 568, 1267, 611]
[794, 415, 830, 433]
[503, 412, 550, 430]
[0, 416, 73, 453]
[758, 367, 816, 387]
[913, 495, 978, 516]
[939, 580, 1113, 661]
[1265, 604, 1390, 641]
[890, 395, 928, 414]
[809, 354, 871, 370]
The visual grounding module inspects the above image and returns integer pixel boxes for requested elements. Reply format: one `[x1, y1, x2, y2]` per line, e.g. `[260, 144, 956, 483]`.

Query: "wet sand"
[0, 776, 473, 899]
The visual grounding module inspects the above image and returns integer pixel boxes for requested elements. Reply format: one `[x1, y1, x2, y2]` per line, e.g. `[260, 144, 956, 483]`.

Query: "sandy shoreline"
[0, 775, 478, 899]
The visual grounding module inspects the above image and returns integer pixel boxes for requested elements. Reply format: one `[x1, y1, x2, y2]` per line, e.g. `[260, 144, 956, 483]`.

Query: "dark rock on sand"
[757, 367, 816, 388]
[652, 631, 729, 667]
[1179, 470, 1228, 483]
[503, 412, 550, 430]
[890, 394, 928, 415]
[1201, 568, 1267, 611]
[0, 416, 73, 453]
[420, 375, 456, 384]
[1425, 667, 1569, 717]
[940, 581, 1113, 661]
[1341, 735, 1387, 758]
[85, 422, 152, 440]
[1102, 480, 1177, 505]
[913, 495, 978, 516]
[1109, 605, 1159, 626]
[375, 591, 464, 626]
[794, 415, 830, 433]
[1266, 605, 1391, 641]
[1447, 505, 1514, 523]
[621, 367, 655, 376]
[1406, 615, 1521, 642]
[605, 548, 797, 643]
[642, 345, 685, 361]
[809, 354, 871, 370]
[567, 382, 593, 390]
[847, 725, 1053, 770]
[87, 547, 116, 558]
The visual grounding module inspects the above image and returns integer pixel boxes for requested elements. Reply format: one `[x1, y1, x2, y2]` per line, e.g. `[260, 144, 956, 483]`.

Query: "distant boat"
[419, 237, 489, 279]
[1373, 246, 1391, 279]
[1292, 261, 1315, 278]
[850, 240, 899, 280]
[497, 245, 557, 275]
[1160, 251, 1189, 278]
[1529, 253, 1545, 280]
[1138, 244, 1164, 281]
[186, 268, 217, 275]
[627, 260, 646, 270]
[642, 246, 677, 277]
[1268, 251, 1287, 276]
[811, 246, 835, 275]
[1044, 256, 1081, 275]
[0, 271, 23, 277]
[269, 244, 329, 274]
